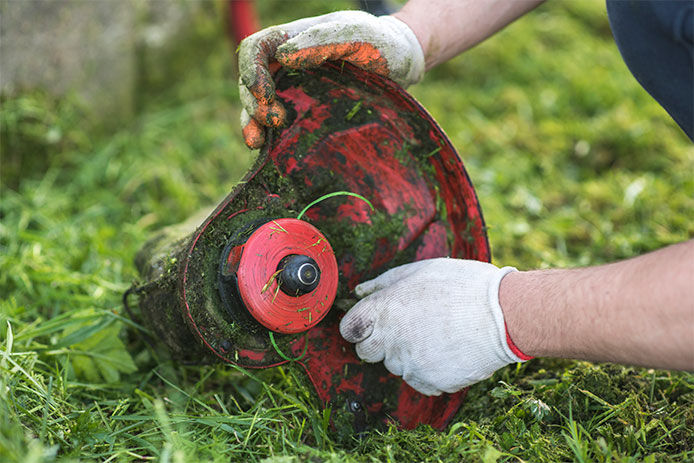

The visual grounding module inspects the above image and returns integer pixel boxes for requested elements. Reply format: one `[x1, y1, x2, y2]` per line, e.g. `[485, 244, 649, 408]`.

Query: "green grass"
[2, 1, 693, 462]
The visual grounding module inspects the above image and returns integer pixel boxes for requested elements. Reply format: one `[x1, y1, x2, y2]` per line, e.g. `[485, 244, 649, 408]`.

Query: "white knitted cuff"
[488, 266, 526, 363]
[379, 15, 426, 87]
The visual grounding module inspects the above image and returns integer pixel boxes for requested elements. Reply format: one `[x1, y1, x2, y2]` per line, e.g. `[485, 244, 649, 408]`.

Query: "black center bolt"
[277, 254, 320, 296]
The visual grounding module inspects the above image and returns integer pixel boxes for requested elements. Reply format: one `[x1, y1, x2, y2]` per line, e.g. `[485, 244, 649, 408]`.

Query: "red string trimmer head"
[130, 62, 490, 434]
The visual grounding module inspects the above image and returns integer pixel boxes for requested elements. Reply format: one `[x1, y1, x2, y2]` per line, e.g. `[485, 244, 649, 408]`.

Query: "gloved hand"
[238, 10, 425, 149]
[339, 258, 531, 396]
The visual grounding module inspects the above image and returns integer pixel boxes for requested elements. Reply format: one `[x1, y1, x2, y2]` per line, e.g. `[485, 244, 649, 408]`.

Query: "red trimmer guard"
[133, 62, 490, 434]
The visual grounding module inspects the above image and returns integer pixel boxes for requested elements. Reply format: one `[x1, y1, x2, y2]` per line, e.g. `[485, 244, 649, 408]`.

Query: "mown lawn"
[1, 1, 692, 462]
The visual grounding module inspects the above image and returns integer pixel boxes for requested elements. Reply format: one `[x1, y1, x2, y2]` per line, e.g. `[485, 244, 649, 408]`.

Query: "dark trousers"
[607, 0, 693, 140]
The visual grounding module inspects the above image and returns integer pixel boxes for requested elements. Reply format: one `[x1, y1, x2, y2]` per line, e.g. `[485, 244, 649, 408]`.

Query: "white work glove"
[339, 258, 530, 396]
[238, 10, 425, 149]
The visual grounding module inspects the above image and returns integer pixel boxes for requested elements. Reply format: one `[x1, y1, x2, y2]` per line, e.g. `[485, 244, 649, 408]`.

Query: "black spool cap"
[277, 254, 320, 296]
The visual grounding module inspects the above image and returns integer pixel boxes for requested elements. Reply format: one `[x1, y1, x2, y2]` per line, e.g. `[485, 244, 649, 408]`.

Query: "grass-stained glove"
[238, 10, 425, 149]
[339, 258, 530, 396]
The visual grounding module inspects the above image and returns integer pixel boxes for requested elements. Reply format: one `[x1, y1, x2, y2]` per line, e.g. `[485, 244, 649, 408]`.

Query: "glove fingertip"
[354, 281, 375, 299]
[354, 260, 432, 297]
[242, 118, 265, 149]
[339, 306, 375, 343]
[403, 377, 442, 397]
[355, 340, 384, 363]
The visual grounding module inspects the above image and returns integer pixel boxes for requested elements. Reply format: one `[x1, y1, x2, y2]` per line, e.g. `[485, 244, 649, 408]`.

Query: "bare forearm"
[500, 240, 694, 370]
[393, 0, 544, 70]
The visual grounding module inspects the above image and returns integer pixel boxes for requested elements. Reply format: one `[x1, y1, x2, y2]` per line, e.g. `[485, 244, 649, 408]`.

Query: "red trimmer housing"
[130, 62, 490, 435]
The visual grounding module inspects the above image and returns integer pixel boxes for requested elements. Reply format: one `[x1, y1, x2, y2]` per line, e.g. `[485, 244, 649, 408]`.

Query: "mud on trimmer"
[127, 63, 490, 433]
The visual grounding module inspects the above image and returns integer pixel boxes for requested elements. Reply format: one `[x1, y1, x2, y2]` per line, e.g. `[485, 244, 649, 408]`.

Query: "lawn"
[1, 1, 692, 462]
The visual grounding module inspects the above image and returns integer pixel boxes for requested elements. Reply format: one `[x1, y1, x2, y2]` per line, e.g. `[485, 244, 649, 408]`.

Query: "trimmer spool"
[218, 217, 338, 334]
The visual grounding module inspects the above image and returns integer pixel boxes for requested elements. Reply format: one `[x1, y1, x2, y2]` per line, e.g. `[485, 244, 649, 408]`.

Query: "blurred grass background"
[1, 1, 692, 462]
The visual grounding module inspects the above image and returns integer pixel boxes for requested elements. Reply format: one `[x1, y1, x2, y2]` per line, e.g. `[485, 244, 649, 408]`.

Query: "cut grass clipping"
[296, 191, 375, 220]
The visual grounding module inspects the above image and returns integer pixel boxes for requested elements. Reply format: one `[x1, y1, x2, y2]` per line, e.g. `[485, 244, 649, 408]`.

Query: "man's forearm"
[499, 240, 694, 370]
[393, 0, 544, 70]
